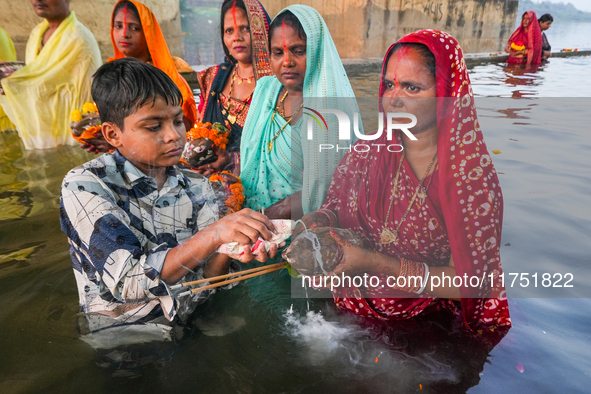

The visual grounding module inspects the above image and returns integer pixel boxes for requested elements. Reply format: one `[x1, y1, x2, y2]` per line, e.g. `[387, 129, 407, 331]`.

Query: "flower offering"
[70, 102, 101, 144]
[182, 122, 229, 167]
[208, 171, 245, 216]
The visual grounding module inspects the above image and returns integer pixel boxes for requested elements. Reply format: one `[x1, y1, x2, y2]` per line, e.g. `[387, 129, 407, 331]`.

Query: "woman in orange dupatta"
[82, 0, 197, 153]
[109, 0, 196, 125]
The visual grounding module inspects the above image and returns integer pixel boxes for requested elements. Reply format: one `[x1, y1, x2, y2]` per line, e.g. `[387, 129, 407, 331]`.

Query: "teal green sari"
[240, 5, 362, 214]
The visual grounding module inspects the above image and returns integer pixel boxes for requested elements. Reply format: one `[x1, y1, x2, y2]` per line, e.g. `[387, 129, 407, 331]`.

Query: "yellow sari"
[0, 12, 101, 149]
[0, 26, 17, 131]
[0, 26, 16, 62]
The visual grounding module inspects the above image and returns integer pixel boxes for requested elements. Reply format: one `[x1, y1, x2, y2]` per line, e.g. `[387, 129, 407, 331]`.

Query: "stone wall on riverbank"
[0, 0, 184, 63]
[261, 0, 519, 58]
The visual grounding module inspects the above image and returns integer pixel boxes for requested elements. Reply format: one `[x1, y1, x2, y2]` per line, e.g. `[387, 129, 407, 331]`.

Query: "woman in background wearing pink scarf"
[505, 11, 543, 66]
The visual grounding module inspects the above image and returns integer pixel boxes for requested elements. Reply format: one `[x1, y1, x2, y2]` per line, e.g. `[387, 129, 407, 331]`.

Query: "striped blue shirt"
[60, 150, 220, 333]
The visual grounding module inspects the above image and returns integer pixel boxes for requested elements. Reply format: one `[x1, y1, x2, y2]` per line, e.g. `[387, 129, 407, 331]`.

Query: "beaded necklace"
[380, 151, 438, 245]
[268, 89, 303, 152]
[221, 65, 255, 124]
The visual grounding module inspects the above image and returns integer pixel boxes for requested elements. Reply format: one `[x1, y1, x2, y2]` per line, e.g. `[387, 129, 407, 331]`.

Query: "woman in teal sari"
[240, 5, 362, 220]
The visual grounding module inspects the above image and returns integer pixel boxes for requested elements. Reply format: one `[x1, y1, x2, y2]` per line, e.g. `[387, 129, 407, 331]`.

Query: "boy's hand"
[227, 241, 285, 263]
[213, 208, 277, 246]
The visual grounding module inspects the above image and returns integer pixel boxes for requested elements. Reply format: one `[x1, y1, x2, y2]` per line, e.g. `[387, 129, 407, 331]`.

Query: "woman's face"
[522, 13, 531, 29]
[381, 47, 437, 135]
[270, 23, 307, 92]
[539, 20, 552, 31]
[113, 6, 149, 60]
[223, 6, 252, 64]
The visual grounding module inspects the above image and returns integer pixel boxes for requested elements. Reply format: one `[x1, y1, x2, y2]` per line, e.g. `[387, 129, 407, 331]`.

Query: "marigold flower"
[71, 109, 83, 122]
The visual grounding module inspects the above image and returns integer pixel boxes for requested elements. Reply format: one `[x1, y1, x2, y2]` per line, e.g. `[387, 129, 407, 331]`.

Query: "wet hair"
[91, 58, 183, 130]
[112, 1, 140, 25]
[386, 42, 436, 78]
[268, 10, 307, 47]
[220, 0, 247, 63]
[539, 13, 554, 23]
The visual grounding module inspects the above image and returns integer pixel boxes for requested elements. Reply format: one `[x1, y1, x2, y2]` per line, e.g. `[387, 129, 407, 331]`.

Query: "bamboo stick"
[170, 261, 287, 290]
[177, 263, 287, 297]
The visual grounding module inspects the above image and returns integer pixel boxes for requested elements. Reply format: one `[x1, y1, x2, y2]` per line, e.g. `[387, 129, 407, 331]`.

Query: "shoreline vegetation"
[517, 0, 591, 23]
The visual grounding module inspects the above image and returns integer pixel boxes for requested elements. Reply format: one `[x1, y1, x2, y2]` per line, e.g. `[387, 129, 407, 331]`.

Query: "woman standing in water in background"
[297, 30, 510, 346]
[240, 5, 362, 220]
[195, 0, 272, 175]
[505, 11, 543, 66]
[538, 13, 554, 61]
[83, 0, 197, 153]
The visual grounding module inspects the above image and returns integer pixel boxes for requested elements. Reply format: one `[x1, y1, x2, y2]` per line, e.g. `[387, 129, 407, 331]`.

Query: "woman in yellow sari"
[0, 9, 101, 149]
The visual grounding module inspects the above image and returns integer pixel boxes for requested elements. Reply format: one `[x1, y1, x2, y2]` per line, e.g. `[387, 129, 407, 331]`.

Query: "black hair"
[112, 1, 140, 25]
[386, 42, 436, 78]
[220, 0, 247, 64]
[539, 13, 554, 23]
[268, 10, 307, 47]
[91, 58, 183, 129]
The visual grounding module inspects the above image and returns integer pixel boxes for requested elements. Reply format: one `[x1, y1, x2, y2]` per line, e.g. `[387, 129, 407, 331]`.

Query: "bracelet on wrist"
[316, 209, 337, 227]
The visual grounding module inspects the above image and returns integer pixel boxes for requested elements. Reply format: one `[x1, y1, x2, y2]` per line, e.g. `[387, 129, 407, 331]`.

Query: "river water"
[1, 13, 591, 394]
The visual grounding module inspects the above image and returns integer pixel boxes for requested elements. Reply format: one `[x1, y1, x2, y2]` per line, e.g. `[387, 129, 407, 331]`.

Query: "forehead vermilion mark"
[232, 2, 237, 31]
[282, 21, 288, 63]
[123, 3, 129, 37]
[395, 46, 411, 61]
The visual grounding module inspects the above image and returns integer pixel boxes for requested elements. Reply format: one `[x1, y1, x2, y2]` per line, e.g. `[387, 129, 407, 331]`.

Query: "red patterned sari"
[507, 11, 543, 65]
[196, 0, 272, 152]
[322, 30, 511, 335]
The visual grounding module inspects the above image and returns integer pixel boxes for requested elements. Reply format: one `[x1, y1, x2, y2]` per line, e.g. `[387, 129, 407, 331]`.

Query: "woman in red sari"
[296, 30, 510, 339]
[505, 11, 543, 66]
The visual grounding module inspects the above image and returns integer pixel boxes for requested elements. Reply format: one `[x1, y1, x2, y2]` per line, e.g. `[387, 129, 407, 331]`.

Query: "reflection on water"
[349, 55, 591, 98]
[1, 55, 591, 393]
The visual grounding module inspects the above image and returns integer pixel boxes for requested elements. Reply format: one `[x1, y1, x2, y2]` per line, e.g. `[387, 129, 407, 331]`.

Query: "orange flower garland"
[209, 171, 245, 216]
[70, 102, 102, 145]
[187, 122, 229, 150]
[226, 183, 245, 213]
[72, 125, 102, 144]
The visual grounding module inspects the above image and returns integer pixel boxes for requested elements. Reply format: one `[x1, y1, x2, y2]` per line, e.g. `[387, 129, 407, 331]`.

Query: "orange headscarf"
[109, 0, 196, 125]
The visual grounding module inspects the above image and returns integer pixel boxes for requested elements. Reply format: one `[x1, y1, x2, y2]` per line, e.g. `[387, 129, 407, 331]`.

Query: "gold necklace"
[235, 64, 254, 84]
[268, 102, 304, 152]
[380, 151, 438, 245]
[221, 66, 255, 124]
[275, 89, 289, 118]
[267, 89, 303, 152]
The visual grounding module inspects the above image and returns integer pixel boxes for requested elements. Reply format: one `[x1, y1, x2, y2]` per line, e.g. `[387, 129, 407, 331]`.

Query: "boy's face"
[103, 98, 186, 174]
